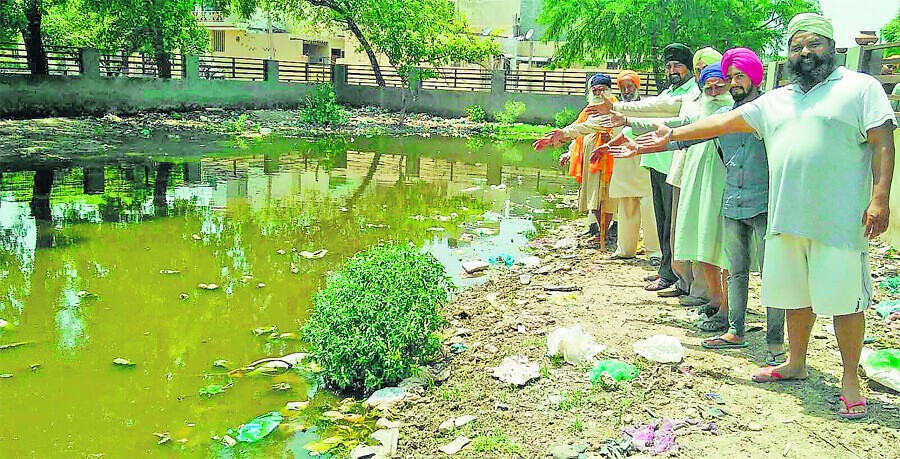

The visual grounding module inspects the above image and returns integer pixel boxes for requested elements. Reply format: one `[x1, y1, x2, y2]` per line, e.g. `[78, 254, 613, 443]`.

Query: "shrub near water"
[299, 83, 349, 126]
[495, 100, 527, 124]
[303, 245, 452, 391]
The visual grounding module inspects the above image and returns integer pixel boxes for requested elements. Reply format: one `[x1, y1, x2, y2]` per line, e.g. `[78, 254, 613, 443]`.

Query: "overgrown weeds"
[303, 244, 452, 391]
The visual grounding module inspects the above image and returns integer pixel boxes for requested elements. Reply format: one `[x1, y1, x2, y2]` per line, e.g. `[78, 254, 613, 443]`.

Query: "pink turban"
[721, 47, 764, 86]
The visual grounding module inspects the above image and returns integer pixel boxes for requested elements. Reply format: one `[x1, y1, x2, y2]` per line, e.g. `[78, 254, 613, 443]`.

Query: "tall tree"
[539, 0, 820, 91]
[0, 0, 52, 75]
[227, 0, 498, 86]
[68, 0, 208, 78]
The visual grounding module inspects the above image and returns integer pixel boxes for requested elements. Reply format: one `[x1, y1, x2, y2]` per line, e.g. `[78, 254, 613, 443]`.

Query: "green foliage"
[41, 0, 207, 77]
[227, 0, 498, 85]
[466, 104, 486, 123]
[302, 244, 452, 391]
[494, 100, 527, 124]
[299, 83, 348, 127]
[469, 430, 525, 455]
[225, 114, 253, 133]
[553, 107, 579, 128]
[539, 0, 820, 84]
[882, 7, 900, 58]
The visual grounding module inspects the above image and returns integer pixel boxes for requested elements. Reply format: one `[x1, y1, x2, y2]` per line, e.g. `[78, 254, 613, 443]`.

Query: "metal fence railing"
[0, 42, 80, 76]
[98, 52, 183, 79]
[0, 43, 29, 75]
[345, 64, 405, 88]
[198, 55, 266, 81]
[421, 67, 491, 92]
[1, 41, 663, 97]
[506, 69, 656, 96]
[506, 69, 587, 95]
[279, 61, 331, 84]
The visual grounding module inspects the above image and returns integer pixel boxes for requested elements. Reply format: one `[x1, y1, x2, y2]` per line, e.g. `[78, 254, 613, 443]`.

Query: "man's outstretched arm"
[669, 110, 756, 141]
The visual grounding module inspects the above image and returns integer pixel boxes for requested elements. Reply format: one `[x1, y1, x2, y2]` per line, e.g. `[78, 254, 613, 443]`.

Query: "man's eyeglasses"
[703, 83, 728, 94]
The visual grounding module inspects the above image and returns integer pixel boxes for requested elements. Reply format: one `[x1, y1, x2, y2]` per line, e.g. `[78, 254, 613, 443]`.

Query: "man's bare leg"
[701, 262, 727, 309]
[833, 312, 866, 415]
[754, 307, 814, 381]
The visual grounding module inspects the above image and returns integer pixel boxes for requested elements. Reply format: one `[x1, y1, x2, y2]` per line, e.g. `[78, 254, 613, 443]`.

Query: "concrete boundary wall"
[1, 50, 589, 122]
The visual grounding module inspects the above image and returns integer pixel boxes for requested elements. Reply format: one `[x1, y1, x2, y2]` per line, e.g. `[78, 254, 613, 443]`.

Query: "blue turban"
[589, 73, 612, 87]
[699, 63, 724, 86]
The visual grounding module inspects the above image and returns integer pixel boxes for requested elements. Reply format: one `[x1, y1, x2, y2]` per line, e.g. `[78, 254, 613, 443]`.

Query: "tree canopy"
[881, 6, 900, 58]
[539, 0, 820, 89]
[227, 0, 498, 86]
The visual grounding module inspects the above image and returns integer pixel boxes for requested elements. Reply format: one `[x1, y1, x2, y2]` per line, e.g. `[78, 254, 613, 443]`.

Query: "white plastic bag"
[860, 348, 900, 392]
[546, 325, 607, 365]
[633, 335, 685, 363]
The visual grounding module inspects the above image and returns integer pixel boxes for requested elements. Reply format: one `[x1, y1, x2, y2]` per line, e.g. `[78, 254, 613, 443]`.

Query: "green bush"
[466, 104, 486, 123]
[553, 107, 580, 128]
[495, 100, 527, 124]
[303, 245, 452, 391]
[299, 83, 349, 126]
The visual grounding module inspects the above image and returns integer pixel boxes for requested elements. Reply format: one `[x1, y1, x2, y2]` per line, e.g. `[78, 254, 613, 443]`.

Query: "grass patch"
[557, 387, 590, 411]
[436, 381, 474, 403]
[468, 430, 525, 455]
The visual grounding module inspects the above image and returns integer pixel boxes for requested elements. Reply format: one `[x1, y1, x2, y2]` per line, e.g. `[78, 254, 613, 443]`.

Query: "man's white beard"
[587, 94, 603, 104]
[699, 93, 734, 116]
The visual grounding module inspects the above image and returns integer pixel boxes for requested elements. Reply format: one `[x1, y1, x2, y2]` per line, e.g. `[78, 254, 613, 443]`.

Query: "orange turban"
[616, 70, 641, 90]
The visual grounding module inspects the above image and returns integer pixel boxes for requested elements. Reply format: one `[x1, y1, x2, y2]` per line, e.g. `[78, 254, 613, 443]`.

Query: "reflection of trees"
[154, 163, 174, 217]
[344, 153, 382, 210]
[30, 169, 53, 222]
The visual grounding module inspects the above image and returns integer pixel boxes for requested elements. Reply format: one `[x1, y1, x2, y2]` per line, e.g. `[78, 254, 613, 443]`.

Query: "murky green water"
[0, 134, 573, 458]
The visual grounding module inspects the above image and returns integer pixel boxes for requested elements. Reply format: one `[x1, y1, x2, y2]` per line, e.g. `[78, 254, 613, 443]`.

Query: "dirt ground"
[385, 221, 900, 459]
[0, 107, 502, 162]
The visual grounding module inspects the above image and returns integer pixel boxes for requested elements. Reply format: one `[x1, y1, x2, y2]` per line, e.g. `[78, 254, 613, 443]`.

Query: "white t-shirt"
[738, 66, 896, 251]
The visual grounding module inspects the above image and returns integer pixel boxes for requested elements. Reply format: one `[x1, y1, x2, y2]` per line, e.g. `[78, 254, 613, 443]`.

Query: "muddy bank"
[0, 107, 553, 166]
[375, 221, 900, 458]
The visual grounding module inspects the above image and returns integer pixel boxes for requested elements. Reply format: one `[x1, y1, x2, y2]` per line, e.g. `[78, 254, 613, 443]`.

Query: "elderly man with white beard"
[594, 63, 735, 331]
[532, 73, 619, 249]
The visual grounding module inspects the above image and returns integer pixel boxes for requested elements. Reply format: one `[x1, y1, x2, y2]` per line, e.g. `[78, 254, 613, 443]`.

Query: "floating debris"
[113, 358, 136, 367]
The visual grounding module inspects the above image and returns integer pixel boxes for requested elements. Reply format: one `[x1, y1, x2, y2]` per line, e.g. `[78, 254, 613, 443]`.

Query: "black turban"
[663, 43, 693, 69]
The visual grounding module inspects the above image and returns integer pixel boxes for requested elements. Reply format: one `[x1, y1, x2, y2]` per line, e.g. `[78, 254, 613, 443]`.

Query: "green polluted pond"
[0, 134, 575, 457]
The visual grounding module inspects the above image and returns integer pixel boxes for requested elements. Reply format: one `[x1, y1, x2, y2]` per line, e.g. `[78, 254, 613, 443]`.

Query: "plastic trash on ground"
[228, 411, 283, 443]
[489, 253, 516, 267]
[553, 238, 577, 250]
[546, 325, 607, 365]
[876, 300, 900, 320]
[880, 276, 900, 294]
[490, 355, 540, 386]
[861, 348, 900, 392]
[633, 335, 685, 363]
[517, 256, 541, 267]
[590, 359, 639, 382]
[365, 386, 409, 410]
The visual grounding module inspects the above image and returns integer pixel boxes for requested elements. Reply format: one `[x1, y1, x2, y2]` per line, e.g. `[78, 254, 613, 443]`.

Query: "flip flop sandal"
[645, 278, 674, 292]
[751, 366, 807, 383]
[606, 253, 636, 260]
[702, 337, 749, 349]
[643, 273, 660, 282]
[657, 288, 689, 298]
[838, 396, 868, 420]
[698, 316, 728, 332]
[765, 351, 787, 366]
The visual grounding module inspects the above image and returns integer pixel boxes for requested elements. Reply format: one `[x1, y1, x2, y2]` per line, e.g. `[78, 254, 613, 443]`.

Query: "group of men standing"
[533, 12, 895, 420]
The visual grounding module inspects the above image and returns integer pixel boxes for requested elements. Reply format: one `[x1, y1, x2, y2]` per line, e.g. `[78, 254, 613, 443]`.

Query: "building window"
[212, 30, 225, 52]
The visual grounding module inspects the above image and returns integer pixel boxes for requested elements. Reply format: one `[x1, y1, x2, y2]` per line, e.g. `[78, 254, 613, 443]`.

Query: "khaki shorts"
[761, 234, 872, 317]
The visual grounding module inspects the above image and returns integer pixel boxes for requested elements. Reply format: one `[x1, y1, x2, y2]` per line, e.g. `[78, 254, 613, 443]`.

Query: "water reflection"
[0, 135, 575, 458]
